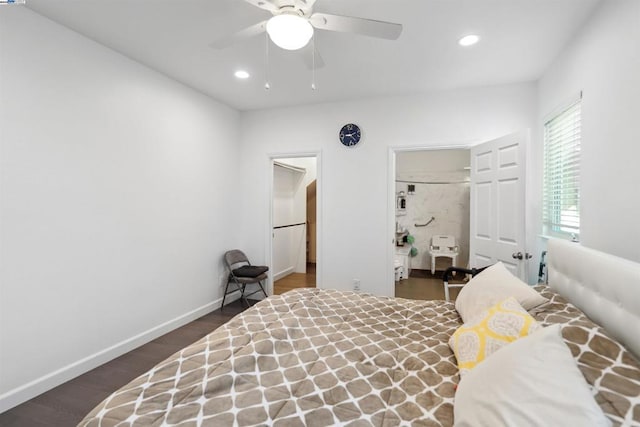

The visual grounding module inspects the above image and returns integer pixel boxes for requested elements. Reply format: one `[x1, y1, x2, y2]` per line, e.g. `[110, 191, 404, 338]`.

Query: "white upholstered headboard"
[547, 239, 640, 358]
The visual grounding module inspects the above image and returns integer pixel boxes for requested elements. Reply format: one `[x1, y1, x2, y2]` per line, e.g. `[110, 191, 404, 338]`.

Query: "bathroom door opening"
[393, 148, 471, 301]
[270, 155, 318, 295]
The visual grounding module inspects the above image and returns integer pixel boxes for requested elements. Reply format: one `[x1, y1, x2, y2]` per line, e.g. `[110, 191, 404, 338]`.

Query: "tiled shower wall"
[396, 166, 470, 272]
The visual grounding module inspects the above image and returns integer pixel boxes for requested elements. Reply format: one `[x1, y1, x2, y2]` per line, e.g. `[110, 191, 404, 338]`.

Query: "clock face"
[339, 123, 362, 147]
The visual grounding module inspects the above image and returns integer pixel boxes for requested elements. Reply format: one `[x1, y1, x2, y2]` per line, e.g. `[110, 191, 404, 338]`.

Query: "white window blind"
[543, 99, 581, 239]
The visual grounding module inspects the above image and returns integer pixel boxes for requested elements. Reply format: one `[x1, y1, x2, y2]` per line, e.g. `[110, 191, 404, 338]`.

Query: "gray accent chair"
[222, 250, 269, 309]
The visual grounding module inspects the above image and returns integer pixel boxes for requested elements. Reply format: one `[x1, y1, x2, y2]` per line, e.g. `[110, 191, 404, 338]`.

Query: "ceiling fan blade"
[209, 21, 267, 49]
[242, 0, 279, 13]
[309, 13, 402, 40]
[300, 43, 325, 70]
[298, 0, 318, 11]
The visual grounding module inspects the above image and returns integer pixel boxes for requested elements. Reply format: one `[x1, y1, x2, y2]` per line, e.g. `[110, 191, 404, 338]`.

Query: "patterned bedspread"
[79, 286, 640, 426]
[532, 285, 640, 427]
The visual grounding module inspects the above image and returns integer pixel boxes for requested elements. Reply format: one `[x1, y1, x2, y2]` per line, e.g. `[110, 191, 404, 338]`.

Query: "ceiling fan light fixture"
[266, 13, 313, 51]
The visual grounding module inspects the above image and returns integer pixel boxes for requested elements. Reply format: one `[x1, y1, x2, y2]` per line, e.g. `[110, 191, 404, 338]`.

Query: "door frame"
[386, 144, 473, 297]
[267, 151, 322, 295]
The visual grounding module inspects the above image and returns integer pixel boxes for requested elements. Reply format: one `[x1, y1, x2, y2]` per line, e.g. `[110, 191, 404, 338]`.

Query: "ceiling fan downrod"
[264, 31, 271, 90]
[311, 33, 317, 91]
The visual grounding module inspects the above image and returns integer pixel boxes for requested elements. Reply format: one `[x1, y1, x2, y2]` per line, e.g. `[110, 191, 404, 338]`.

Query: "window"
[543, 99, 581, 240]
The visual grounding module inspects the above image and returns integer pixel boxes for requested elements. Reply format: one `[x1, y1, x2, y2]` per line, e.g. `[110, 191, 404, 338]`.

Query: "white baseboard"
[0, 291, 241, 414]
[274, 267, 294, 281]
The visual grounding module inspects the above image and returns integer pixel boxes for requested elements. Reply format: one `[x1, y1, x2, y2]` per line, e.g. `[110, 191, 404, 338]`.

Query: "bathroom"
[394, 149, 470, 300]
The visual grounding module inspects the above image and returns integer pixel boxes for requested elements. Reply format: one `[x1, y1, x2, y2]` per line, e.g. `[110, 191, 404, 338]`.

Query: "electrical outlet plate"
[353, 279, 361, 292]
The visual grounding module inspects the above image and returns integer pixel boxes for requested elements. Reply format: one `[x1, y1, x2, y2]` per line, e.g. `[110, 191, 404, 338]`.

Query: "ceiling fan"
[210, 0, 402, 68]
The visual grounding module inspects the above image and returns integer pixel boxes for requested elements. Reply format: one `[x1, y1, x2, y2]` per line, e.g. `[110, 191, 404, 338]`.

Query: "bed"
[79, 239, 640, 426]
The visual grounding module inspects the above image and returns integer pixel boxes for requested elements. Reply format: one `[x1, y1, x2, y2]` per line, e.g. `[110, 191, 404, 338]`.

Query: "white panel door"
[470, 131, 528, 279]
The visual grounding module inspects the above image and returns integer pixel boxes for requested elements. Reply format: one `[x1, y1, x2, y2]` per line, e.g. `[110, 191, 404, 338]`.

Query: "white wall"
[240, 83, 537, 297]
[0, 8, 240, 410]
[537, 0, 640, 262]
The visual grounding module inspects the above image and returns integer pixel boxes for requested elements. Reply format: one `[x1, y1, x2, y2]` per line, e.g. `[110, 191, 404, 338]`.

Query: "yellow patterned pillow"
[449, 297, 540, 376]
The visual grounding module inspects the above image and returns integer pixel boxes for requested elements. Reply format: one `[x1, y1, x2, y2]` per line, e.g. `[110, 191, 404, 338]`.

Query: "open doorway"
[388, 132, 529, 298]
[271, 156, 317, 294]
[393, 149, 470, 300]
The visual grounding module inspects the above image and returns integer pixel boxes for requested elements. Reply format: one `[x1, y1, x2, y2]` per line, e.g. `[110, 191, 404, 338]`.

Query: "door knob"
[525, 252, 533, 260]
[512, 252, 523, 260]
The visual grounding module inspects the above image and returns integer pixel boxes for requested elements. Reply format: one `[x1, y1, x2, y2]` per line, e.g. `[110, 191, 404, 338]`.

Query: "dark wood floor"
[0, 300, 251, 427]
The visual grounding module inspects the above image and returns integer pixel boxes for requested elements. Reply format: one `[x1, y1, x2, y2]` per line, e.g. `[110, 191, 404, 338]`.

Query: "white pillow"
[455, 262, 547, 323]
[454, 324, 611, 427]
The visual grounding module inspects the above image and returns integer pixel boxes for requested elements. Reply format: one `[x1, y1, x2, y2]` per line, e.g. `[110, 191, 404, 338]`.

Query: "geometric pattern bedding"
[78, 286, 640, 426]
[532, 285, 640, 427]
[79, 289, 463, 426]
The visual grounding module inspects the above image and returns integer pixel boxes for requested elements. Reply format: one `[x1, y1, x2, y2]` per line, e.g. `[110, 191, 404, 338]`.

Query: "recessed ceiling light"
[234, 70, 250, 79]
[459, 35, 480, 47]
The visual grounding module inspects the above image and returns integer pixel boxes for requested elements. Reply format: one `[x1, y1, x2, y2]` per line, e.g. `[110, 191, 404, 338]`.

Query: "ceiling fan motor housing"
[273, 0, 313, 16]
[212, 0, 403, 55]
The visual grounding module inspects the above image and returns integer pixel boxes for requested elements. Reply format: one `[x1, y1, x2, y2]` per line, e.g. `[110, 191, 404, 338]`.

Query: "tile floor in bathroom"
[395, 269, 467, 301]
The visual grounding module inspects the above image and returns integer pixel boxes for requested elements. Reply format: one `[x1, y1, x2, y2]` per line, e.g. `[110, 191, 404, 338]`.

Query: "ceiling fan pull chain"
[264, 30, 271, 91]
[311, 33, 317, 91]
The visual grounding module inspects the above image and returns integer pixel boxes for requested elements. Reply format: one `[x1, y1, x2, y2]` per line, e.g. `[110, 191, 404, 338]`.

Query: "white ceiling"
[26, 0, 600, 111]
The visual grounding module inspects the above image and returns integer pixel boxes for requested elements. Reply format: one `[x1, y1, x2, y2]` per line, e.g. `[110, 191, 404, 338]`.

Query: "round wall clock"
[339, 123, 362, 147]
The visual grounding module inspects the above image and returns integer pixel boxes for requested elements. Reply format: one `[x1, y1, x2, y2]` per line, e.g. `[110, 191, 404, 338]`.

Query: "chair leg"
[222, 278, 246, 310]
[257, 280, 268, 299]
[444, 280, 450, 301]
[238, 281, 270, 306]
[240, 284, 248, 306]
[452, 255, 458, 276]
[221, 278, 232, 310]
